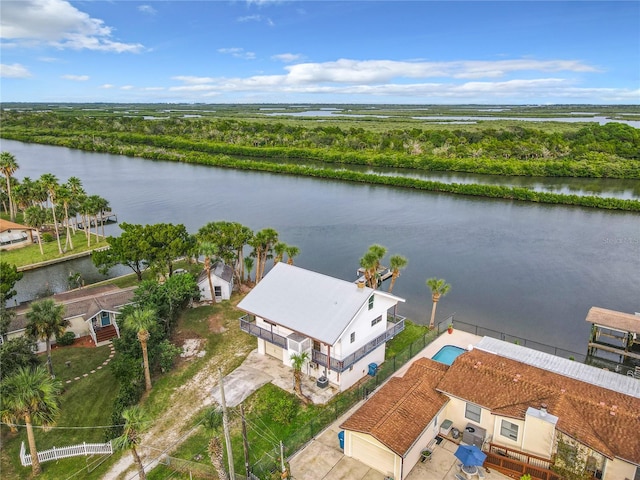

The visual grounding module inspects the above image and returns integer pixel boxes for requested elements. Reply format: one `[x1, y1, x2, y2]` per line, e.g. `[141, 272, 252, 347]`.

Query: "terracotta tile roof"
[438, 349, 640, 463]
[0, 219, 34, 232]
[340, 358, 449, 457]
[585, 306, 640, 334]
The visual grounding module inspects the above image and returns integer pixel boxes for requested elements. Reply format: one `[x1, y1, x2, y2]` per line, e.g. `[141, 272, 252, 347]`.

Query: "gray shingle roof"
[237, 263, 403, 345]
[9, 286, 135, 333]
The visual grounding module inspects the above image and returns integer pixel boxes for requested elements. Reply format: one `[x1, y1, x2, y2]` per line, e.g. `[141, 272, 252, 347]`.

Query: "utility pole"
[219, 368, 235, 479]
[241, 404, 250, 479]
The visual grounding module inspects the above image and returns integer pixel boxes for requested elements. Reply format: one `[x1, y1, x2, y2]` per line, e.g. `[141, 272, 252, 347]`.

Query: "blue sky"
[1, 0, 639, 104]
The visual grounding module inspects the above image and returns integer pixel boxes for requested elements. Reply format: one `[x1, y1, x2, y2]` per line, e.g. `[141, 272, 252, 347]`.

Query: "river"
[2, 139, 639, 356]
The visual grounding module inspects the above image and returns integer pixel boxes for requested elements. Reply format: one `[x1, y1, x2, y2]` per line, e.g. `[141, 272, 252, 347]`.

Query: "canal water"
[3, 139, 639, 355]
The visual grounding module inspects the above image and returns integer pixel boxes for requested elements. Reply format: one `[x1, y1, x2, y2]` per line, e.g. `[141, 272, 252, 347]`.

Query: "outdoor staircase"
[95, 325, 118, 344]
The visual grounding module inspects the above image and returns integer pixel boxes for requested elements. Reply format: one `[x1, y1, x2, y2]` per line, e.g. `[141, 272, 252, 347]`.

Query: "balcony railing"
[239, 315, 287, 349]
[485, 443, 561, 480]
[313, 315, 405, 373]
[240, 313, 405, 373]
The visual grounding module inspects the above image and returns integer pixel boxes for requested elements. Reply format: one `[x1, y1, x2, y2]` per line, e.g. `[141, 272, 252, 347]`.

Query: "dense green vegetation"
[2, 108, 639, 178]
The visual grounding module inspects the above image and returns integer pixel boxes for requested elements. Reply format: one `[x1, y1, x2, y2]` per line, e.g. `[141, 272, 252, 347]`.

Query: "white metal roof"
[474, 336, 640, 398]
[237, 263, 404, 345]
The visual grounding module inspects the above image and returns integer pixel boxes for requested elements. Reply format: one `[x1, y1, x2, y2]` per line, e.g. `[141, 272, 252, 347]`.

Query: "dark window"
[371, 316, 382, 327]
[214, 286, 222, 297]
[350, 332, 355, 343]
[465, 403, 481, 423]
[368, 295, 374, 310]
[313, 340, 321, 351]
[500, 420, 518, 441]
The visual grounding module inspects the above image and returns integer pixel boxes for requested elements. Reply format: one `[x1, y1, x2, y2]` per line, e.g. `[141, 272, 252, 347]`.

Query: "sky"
[1, 0, 639, 105]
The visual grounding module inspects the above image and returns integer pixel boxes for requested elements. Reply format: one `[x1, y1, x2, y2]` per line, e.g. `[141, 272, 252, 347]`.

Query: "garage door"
[351, 434, 395, 477]
[265, 342, 283, 361]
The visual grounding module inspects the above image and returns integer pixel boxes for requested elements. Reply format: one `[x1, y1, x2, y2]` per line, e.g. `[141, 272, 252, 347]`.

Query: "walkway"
[62, 341, 115, 385]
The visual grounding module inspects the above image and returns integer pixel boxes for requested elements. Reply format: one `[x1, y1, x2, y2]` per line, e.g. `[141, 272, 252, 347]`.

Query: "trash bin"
[338, 431, 344, 450]
[368, 363, 378, 376]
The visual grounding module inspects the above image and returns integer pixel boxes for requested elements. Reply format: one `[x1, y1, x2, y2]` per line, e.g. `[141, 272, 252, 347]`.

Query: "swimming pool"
[431, 345, 466, 365]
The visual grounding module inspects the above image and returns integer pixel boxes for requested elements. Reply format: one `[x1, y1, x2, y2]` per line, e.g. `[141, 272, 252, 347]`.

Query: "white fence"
[20, 440, 113, 466]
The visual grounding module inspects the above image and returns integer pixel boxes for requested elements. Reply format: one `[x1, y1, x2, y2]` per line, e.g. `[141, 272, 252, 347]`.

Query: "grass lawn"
[0, 345, 123, 480]
[1, 231, 108, 268]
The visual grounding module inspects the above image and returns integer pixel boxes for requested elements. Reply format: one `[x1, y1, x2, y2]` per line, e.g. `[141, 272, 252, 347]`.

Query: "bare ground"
[102, 300, 254, 480]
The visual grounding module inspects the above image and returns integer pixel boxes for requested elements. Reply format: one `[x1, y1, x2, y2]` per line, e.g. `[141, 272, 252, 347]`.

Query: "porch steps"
[95, 325, 118, 344]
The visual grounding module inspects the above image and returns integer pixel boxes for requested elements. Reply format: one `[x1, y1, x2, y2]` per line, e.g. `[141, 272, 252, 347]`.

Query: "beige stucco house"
[6, 285, 135, 350]
[340, 337, 640, 480]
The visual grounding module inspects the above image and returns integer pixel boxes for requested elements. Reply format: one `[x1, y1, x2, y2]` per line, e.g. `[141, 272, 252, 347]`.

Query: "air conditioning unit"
[309, 362, 318, 369]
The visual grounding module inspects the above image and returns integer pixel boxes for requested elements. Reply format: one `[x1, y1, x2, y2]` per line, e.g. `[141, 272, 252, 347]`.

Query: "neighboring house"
[238, 263, 405, 392]
[341, 337, 640, 480]
[0, 219, 36, 250]
[197, 261, 234, 302]
[7, 285, 135, 351]
[586, 306, 640, 370]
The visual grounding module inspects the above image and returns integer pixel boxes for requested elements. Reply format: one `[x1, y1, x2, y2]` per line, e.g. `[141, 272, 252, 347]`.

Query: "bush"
[263, 392, 299, 425]
[41, 232, 54, 243]
[56, 331, 77, 346]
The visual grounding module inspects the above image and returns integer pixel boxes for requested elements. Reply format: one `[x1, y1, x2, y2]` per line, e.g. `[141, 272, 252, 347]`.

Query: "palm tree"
[56, 185, 74, 251]
[273, 242, 287, 264]
[387, 255, 408, 293]
[23, 206, 47, 255]
[208, 436, 229, 480]
[426, 278, 451, 329]
[290, 351, 310, 403]
[0, 152, 18, 220]
[243, 256, 254, 284]
[1, 366, 62, 476]
[65, 177, 85, 233]
[112, 406, 149, 480]
[25, 299, 69, 378]
[38, 173, 63, 254]
[199, 241, 218, 304]
[359, 251, 378, 289]
[124, 308, 156, 392]
[285, 245, 300, 265]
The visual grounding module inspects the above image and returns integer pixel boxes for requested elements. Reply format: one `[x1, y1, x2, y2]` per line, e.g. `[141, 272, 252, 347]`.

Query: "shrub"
[41, 232, 54, 243]
[56, 331, 77, 346]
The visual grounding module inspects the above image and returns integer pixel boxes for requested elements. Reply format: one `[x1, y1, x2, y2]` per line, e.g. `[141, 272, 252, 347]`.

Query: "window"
[500, 420, 519, 441]
[465, 403, 481, 423]
[368, 295, 374, 310]
[371, 316, 382, 327]
[350, 332, 356, 343]
[214, 286, 222, 297]
[313, 340, 321, 351]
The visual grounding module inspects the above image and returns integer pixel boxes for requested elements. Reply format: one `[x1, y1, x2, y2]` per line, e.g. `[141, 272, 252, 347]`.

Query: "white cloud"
[218, 47, 256, 60]
[237, 15, 262, 22]
[171, 75, 215, 84]
[1, 0, 144, 53]
[100, 84, 115, 89]
[163, 55, 625, 103]
[138, 5, 157, 15]
[61, 74, 89, 81]
[272, 53, 303, 63]
[120, 85, 134, 90]
[0, 63, 32, 78]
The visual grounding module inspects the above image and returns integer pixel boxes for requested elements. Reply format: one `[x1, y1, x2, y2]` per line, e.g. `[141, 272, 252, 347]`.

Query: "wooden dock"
[76, 212, 118, 229]
[355, 266, 393, 286]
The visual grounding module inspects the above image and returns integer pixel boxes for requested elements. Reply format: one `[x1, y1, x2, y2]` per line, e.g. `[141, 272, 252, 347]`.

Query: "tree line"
[0, 152, 111, 255]
[1, 110, 639, 178]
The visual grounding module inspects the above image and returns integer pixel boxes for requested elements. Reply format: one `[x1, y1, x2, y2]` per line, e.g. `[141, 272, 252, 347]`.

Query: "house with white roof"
[238, 263, 405, 392]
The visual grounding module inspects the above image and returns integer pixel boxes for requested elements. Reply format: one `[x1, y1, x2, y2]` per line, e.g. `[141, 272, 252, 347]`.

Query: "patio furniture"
[461, 465, 478, 479]
[477, 467, 486, 479]
[455, 475, 467, 480]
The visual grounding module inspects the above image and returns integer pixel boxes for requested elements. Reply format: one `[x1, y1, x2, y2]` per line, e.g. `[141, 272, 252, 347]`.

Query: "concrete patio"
[289, 329, 512, 480]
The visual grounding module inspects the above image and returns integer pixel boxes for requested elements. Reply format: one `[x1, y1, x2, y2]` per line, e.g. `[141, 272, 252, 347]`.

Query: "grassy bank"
[1, 231, 108, 270]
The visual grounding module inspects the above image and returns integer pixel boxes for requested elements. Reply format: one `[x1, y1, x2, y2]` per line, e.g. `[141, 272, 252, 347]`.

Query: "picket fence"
[20, 440, 113, 466]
